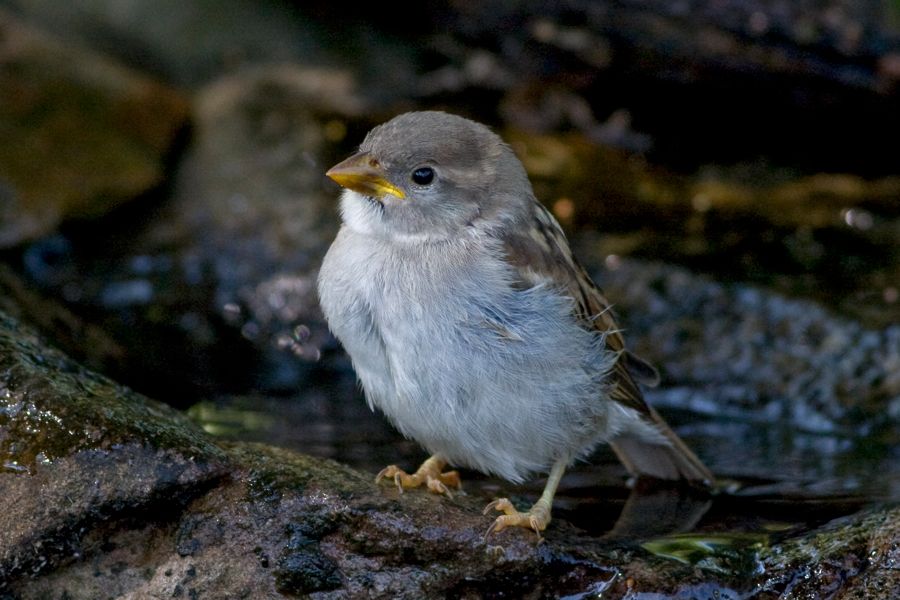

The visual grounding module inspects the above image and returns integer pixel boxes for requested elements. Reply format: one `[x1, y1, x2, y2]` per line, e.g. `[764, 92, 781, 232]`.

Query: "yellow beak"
[326, 152, 406, 200]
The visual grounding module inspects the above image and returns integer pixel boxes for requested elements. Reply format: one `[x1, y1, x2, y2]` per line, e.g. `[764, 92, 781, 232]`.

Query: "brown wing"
[498, 200, 713, 483]
[499, 199, 651, 415]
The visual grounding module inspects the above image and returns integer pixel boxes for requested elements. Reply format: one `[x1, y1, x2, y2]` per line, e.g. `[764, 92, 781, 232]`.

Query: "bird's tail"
[609, 406, 713, 485]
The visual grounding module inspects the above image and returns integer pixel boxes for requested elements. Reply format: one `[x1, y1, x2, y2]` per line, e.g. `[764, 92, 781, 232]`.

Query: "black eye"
[412, 167, 435, 185]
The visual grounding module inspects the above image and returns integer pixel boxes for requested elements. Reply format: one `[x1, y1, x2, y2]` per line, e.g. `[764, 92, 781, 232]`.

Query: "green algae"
[226, 441, 372, 504]
[643, 532, 768, 576]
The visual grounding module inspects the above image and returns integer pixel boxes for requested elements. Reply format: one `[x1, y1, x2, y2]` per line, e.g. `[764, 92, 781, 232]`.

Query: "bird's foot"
[483, 498, 550, 542]
[375, 455, 461, 498]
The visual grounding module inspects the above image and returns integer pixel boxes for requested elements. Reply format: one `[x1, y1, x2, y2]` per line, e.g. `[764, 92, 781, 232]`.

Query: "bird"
[317, 111, 712, 538]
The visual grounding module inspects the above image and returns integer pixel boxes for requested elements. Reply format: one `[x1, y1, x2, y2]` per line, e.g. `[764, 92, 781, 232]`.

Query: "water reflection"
[189, 388, 899, 540]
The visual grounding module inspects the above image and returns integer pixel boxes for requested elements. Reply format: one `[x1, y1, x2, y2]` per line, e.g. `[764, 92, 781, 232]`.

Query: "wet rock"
[274, 524, 342, 594]
[0, 9, 189, 248]
[0, 309, 229, 586]
[0, 263, 124, 376]
[588, 258, 900, 485]
[758, 505, 900, 598]
[596, 259, 900, 428]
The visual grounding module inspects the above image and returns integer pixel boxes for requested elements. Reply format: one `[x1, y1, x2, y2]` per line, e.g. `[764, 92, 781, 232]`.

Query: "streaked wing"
[498, 199, 653, 415]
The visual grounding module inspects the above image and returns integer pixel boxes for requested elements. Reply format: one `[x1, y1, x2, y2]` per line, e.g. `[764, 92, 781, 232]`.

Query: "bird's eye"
[411, 167, 435, 185]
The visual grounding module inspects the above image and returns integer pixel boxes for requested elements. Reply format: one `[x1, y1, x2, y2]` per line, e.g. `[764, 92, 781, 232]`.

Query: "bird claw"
[374, 460, 461, 498]
[483, 497, 548, 542]
[482, 498, 513, 515]
[374, 465, 407, 494]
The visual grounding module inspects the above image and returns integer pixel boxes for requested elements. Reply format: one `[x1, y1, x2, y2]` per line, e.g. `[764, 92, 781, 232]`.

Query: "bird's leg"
[483, 459, 567, 541]
[375, 454, 461, 497]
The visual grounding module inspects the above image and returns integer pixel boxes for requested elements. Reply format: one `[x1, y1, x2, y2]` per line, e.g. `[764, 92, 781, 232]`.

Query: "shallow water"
[189, 386, 900, 549]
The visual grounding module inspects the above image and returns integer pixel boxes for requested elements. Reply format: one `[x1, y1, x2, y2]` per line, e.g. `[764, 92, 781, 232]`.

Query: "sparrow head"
[326, 111, 532, 241]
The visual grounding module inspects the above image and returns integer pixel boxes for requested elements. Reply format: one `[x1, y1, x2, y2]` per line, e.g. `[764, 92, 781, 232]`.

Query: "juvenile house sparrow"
[318, 111, 712, 537]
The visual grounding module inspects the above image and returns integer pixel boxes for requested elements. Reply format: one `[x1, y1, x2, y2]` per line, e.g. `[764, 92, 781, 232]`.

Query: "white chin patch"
[338, 189, 442, 243]
[339, 190, 381, 235]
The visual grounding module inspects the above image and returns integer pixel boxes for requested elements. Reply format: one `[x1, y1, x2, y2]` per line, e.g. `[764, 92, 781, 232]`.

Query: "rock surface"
[595, 260, 900, 435]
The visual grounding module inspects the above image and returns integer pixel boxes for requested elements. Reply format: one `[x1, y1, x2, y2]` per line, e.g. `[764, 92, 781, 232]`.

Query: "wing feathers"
[497, 200, 711, 483]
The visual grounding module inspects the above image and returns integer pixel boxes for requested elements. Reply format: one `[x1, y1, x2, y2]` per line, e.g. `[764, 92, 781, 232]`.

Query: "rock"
[758, 505, 900, 598]
[0, 9, 189, 248]
[594, 259, 900, 432]
[0, 262, 124, 376]
[587, 258, 900, 486]
[0, 309, 229, 587]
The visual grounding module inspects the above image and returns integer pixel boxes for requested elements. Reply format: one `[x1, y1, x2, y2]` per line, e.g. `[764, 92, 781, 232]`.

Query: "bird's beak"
[326, 152, 406, 200]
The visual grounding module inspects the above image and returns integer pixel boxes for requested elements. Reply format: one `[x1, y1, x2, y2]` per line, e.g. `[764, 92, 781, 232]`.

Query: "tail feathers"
[609, 407, 713, 485]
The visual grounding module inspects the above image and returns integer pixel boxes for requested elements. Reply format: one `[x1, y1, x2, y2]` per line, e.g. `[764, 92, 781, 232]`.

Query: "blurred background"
[1, 0, 898, 535]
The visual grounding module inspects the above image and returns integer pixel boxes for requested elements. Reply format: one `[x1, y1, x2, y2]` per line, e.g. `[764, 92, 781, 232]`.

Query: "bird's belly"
[369, 285, 616, 483]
